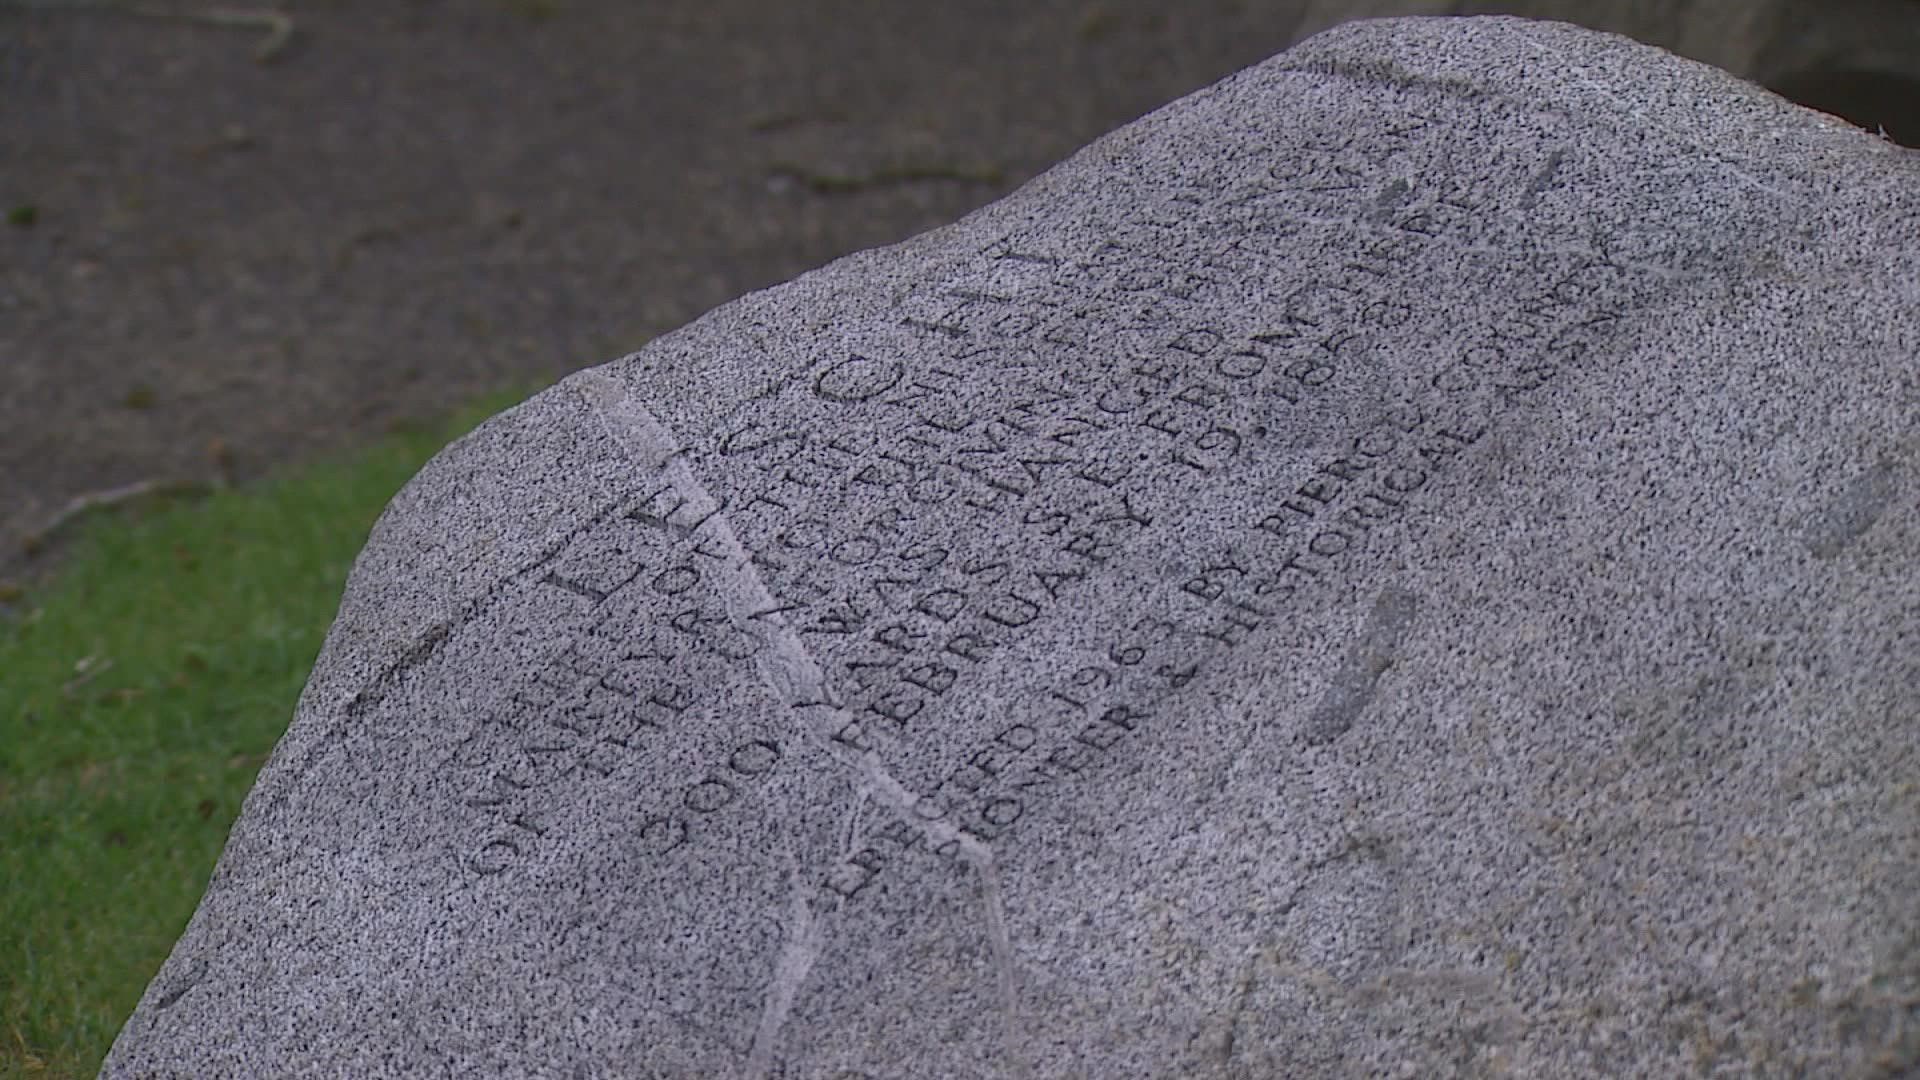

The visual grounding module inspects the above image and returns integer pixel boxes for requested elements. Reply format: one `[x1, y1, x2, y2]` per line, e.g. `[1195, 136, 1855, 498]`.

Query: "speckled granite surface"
[105, 17, 1919, 1078]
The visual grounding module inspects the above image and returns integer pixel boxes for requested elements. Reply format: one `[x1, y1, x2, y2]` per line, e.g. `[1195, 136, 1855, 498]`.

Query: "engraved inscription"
[396, 82, 1657, 884]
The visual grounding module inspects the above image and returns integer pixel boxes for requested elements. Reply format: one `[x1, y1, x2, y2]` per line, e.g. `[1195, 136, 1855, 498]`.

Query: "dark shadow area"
[1767, 69, 1920, 146]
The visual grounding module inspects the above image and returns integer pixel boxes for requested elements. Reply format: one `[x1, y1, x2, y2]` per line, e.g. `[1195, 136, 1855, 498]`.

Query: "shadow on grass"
[0, 378, 555, 1079]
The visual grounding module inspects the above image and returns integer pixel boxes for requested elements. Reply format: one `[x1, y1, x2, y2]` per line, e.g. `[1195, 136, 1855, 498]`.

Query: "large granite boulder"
[105, 16, 1918, 1078]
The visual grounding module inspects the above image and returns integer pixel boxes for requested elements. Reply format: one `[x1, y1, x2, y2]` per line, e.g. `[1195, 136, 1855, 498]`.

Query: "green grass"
[0, 381, 551, 1079]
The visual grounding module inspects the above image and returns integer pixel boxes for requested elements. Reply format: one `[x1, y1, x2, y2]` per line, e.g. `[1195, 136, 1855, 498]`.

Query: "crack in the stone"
[744, 850, 823, 1080]
[1802, 456, 1898, 558]
[1278, 30, 1805, 204]
[573, 370, 1025, 1074]
[151, 957, 209, 1012]
[1300, 586, 1419, 746]
[256, 490, 631, 818]
[1508, 32, 1803, 202]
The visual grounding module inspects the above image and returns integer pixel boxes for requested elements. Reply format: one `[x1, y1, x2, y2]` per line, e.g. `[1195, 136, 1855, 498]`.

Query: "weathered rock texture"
[105, 16, 1918, 1079]
[1299, 0, 1920, 106]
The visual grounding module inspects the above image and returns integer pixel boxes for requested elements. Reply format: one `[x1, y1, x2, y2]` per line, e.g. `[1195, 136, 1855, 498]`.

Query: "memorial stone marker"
[105, 16, 1918, 1078]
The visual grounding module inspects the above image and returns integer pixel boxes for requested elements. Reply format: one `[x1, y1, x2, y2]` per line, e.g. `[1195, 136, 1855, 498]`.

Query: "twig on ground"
[1, 0, 296, 63]
[60, 654, 114, 697]
[21, 477, 216, 556]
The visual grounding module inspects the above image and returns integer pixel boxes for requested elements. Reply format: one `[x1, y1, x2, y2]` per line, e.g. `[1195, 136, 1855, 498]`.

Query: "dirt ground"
[3, 0, 1914, 595]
